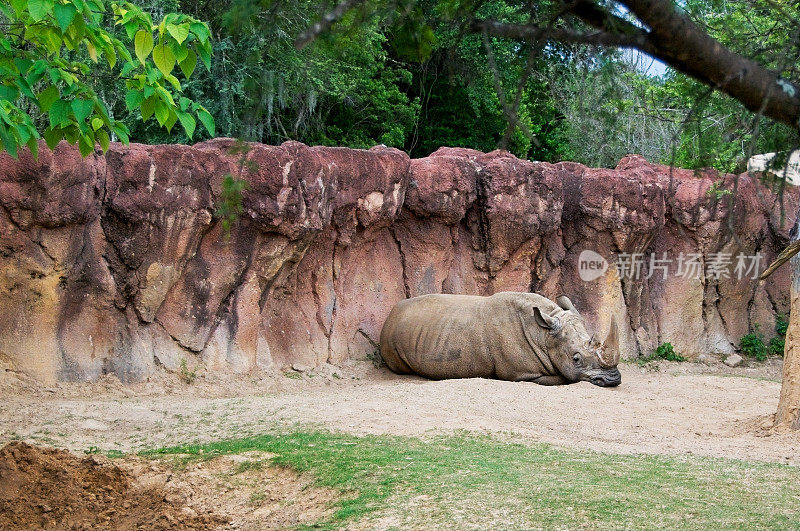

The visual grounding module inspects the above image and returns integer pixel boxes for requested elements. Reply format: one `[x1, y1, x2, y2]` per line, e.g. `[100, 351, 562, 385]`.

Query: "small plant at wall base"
[740, 324, 769, 362]
[636, 342, 686, 366]
[654, 342, 686, 362]
[179, 358, 197, 384]
[769, 314, 789, 356]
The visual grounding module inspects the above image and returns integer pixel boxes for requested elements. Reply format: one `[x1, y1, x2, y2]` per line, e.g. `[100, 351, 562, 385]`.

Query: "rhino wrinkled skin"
[380, 292, 622, 386]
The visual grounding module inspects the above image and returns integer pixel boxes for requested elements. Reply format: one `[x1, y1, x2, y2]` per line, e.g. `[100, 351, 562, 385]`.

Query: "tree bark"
[775, 222, 800, 429]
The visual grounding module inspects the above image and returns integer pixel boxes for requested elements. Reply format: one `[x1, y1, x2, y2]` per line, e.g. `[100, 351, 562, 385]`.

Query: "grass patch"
[233, 459, 264, 474]
[142, 430, 800, 529]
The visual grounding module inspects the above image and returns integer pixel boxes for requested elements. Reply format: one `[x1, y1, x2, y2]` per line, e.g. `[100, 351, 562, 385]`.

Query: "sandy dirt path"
[2, 361, 800, 465]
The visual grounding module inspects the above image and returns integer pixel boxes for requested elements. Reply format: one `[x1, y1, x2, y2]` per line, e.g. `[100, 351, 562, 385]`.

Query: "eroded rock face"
[0, 142, 794, 383]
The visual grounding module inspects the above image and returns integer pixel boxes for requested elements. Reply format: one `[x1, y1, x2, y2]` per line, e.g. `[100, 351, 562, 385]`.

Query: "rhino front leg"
[533, 375, 569, 385]
[512, 373, 569, 385]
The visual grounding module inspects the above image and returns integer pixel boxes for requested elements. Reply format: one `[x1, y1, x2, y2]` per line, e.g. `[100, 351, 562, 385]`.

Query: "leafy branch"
[0, 0, 216, 158]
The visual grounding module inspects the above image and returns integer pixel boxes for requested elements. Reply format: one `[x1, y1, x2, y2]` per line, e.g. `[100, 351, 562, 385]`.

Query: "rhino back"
[380, 293, 529, 379]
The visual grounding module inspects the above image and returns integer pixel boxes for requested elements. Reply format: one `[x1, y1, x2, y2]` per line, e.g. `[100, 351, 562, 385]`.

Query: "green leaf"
[155, 85, 174, 106]
[140, 95, 156, 121]
[164, 108, 177, 132]
[176, 110, 195, 139]
[14, 76, 35, 99]
[71, 99, 94, 124]
[124, 20, 138, 40]
[43, 127, 62, 149]
[112, 122, 129, 144]
[125, 89, 144, 111]
[37, 86, 59, 111]
[10, 0, 26, 16]
[0, 106, 10, 126]
[165, 23, 189, 44]
[91, 117, 104, 131]
[189, 21, 209, 43]
[54, 2, 77, 32]
[197, 108, 214, 137]
[63, 124, 79, 144]
[49, 99, 71, 127]
[26, 136, 39, 160]
[96, 129, 109, 151]
[179, 96, 191, 112]
[152, 43, 175, 76]
[178, 49, 196, 79]
[164, 73, 181, 92]
[14, 58, 33, 75]
[0, 85, 20, 102]
[196, 42, 211, 71]
[78, 133, 93, 156]
[134, 30, 154, 65]
[26, 61, 48, 85]
[102, 42, 117, 69]
[28, 0, 53, 22]
[170, 40, 188, 63]
[154, 99, 169, 125]
[0, 123, 17, 158]
[120, 61, 137, 77]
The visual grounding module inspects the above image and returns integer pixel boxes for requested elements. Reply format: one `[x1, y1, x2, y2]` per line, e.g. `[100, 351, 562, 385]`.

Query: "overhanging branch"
[617, 0, 800, 128]
[471, 19, 652, 50]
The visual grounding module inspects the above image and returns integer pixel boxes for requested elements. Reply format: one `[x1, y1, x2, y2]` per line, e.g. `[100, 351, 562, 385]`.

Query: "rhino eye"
[572, 353, 581, 364]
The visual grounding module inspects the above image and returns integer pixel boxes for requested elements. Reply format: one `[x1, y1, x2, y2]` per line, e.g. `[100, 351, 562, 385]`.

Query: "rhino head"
[532, 295, 621, 387]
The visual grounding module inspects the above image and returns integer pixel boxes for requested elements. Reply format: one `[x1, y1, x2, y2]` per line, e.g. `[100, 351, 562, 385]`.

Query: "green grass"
[141, 430, 800, 529]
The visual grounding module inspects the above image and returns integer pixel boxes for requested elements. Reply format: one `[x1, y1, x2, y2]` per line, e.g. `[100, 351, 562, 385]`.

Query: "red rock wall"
[0, 140, 795, 383]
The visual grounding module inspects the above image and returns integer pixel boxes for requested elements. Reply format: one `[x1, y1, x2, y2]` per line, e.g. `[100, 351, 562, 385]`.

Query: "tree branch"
[617, 0, 800, 128]
[475, 0, 800, 129]
[471, 19, 651, 49]
[470, 20, 648, 49]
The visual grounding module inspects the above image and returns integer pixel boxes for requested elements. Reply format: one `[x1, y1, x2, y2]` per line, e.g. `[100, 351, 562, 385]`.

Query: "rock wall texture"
[0, 140, 795, 384]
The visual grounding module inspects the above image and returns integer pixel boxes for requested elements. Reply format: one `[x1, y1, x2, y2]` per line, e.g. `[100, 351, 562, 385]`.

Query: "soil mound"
[0, 441, 225, 530]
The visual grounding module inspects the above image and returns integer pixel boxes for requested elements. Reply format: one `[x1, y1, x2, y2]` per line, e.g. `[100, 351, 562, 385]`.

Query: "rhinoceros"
[379, 292, 621, 386]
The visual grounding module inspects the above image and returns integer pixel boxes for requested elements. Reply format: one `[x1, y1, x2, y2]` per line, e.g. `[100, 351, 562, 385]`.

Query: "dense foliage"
[2, 0, 798, 171]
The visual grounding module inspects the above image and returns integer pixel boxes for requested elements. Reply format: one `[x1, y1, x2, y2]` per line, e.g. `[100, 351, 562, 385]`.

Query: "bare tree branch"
[760, 240, 800, 280]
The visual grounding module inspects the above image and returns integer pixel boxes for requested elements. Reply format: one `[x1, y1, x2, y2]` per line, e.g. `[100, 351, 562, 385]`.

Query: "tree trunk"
[775, 224, 800, 429]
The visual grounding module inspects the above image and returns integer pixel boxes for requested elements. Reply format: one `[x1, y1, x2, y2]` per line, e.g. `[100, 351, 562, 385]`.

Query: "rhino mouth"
[582, 368, 621, 387]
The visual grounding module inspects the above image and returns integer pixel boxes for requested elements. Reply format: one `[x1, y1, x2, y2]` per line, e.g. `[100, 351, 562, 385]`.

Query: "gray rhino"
[379, 292, 621, 386]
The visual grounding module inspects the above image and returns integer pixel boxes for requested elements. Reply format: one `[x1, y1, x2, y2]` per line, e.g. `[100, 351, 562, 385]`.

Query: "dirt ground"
[3, 355, 800, 529]
[0, 440, 338, 530]
[2, 354, 800, 466]
[0, 441, 226, 530]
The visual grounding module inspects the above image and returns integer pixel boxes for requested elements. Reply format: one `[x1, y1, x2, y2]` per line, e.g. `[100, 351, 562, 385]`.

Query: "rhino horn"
[533, 307, 562, 333]
[556, 295, 580, 315]
[600, 320, 621, 367]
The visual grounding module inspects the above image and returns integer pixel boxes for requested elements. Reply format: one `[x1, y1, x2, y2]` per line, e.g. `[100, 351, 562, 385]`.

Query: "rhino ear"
[556, 295, 580, 315]
[533, 307, 562, 333]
